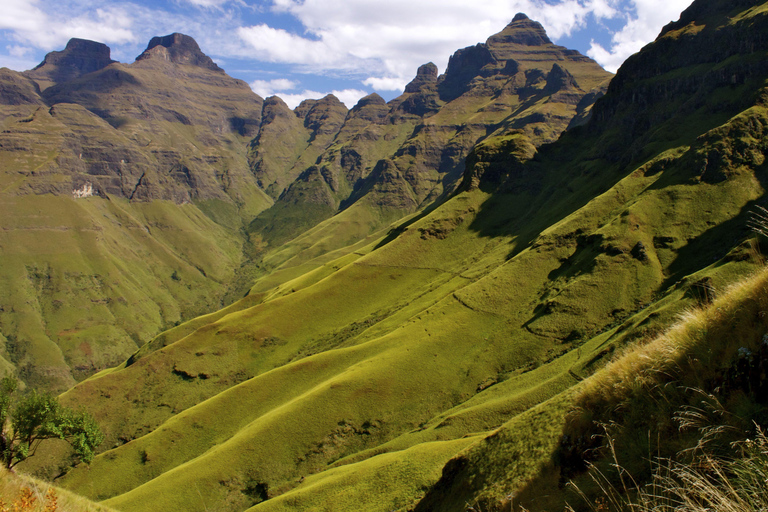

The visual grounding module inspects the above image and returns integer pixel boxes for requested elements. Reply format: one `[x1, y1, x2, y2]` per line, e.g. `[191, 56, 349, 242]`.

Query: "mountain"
[25, 38, 116, 91]
[241, 14, 611, 297]
[0, 34, 269, 391]
[23, 1, 768, 510]
[0, 20, 608, 391]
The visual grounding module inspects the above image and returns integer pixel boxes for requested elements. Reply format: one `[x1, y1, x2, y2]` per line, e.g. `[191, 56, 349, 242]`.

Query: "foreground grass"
[568, 429, 768, 512]
[0, 468, 116, 512]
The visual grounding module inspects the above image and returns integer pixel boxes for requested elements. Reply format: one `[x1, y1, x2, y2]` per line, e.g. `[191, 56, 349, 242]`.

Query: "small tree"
[0, 377, 103, 470]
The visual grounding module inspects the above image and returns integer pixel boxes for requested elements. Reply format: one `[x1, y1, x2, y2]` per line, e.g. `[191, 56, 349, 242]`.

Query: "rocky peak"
[303, 94, 348, 133]
[544, 63, 579, 93]
[349, 93, 389, 123]
[262, 95, 294, 123]
[488, 13, 553, 49]
[135, 33, 222, 72]
[405, 63, 439, 93]
[352, 93, 386, 110]
[25, 38, 115, 89]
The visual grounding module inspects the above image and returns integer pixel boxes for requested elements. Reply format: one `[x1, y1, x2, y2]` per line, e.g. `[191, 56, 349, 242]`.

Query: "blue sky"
[1, 0, 694, 108]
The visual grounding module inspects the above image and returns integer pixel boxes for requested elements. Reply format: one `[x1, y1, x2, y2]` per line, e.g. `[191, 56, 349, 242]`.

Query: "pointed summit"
[24, 38, 115, 90]
[405, 62, 438, 93]
[135, 33, 222, 72]
[489, 13, 553, 47]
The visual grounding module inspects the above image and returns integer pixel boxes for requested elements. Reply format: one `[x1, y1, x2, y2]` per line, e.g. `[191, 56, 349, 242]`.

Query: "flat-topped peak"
[25, 38, 115, 89]
[136, 33, 222, 72]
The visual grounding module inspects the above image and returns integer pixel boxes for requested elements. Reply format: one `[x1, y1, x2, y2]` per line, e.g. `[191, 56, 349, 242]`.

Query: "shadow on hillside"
[661, 195, 768, 292]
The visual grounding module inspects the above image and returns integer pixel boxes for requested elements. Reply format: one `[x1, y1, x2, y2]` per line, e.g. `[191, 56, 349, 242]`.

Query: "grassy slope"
[0, 56, 273, 389]
[240, 25, 613, 295]
[50, 74, 768, 511]
[0, 192, 244, 390]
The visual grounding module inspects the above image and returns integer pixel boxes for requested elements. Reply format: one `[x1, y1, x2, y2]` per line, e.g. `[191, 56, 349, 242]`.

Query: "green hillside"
[12, 1, 765, 511]
[0, 35, 270, 391]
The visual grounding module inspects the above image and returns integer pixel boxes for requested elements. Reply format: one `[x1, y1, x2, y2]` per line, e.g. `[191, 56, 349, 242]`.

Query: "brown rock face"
[405, 63, 439, 93]
[136, 33, 223, 72]
[24, 38, 116, 91]
[488, 13, 553, 48]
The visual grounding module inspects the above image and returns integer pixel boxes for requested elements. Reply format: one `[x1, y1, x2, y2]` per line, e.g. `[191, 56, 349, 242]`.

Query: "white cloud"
[0, 0, 46, 33]
[363, 76, 408, 91]
[237, 24, 339, 65]
[183, 0, 232, 8]
[249, 78, 299, 97]
[588, 0, 693, 72]
[7, 45, 33, 58]
[0, 0, 137, 51]
[276, 88, 368, 109]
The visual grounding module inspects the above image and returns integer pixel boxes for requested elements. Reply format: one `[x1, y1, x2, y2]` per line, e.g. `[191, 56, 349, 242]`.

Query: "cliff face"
[7, 34, 267, 209]
[0, 34, 272, 390]
[24, 38, 115, 91]
[589, 0, 768, 163]
[136, 33, 224, 72]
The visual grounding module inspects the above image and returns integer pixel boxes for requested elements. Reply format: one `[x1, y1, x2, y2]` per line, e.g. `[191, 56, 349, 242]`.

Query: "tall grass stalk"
[567, 427, 768, 512]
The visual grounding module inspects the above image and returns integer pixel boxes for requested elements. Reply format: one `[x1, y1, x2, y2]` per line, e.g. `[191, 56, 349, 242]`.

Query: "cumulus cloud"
[249, 77, 299, 97]
[1, 0, 136, 50]
[237, 24, 339, 65]
[363, 76, 408, 91]
[588, 0, 693, 72]
[276, 88, 368, 109]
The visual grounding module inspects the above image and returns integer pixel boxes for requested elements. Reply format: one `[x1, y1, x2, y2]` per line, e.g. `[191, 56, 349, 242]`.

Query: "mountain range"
[0, 16, 610, 392]
[4, 0, 768, 511]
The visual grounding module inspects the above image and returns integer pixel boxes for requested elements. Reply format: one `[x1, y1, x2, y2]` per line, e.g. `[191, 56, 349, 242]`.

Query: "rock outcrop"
[24, 38, 115, 91]
[135, 33, 223, 72]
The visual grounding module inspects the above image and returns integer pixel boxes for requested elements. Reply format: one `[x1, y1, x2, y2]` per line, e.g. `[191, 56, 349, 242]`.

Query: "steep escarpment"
[0, 18, 608, 390]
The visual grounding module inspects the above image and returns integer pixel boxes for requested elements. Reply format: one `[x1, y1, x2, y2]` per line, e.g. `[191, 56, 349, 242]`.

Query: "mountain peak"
[25, 38, 115, 89]
[136, 33, 222, 72]
[405, 62, 438, 93]
[490, 14, 553, 47]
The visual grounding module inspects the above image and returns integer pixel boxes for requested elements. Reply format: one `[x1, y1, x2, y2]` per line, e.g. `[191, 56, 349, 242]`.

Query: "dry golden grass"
[0, 468, 115, 512]
[577, 265, 768, 413]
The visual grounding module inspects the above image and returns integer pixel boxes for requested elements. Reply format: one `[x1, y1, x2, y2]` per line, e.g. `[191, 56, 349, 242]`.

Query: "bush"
[0, 377, 103, 470]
